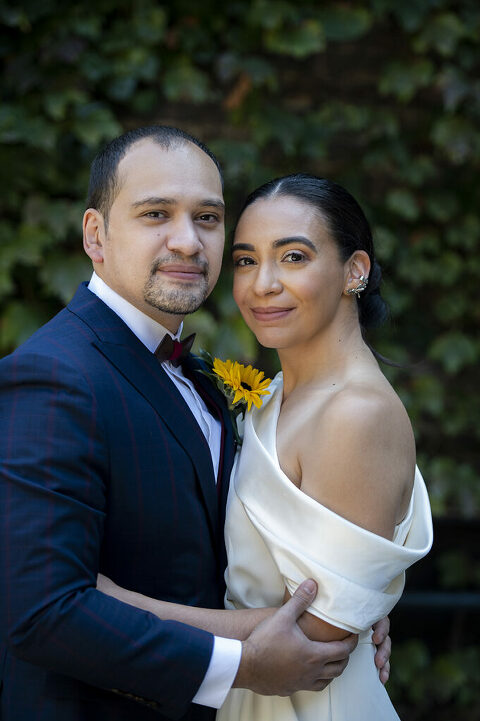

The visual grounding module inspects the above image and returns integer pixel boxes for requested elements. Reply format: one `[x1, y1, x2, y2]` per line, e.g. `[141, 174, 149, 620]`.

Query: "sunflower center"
[240, 382, 252, 391]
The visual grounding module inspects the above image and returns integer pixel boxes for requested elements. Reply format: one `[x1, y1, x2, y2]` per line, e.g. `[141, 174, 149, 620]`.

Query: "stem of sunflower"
[228, 403, 246, 446]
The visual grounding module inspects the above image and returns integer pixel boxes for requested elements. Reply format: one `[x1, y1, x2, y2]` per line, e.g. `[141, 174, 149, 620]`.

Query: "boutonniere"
[197, 350, 272, 445]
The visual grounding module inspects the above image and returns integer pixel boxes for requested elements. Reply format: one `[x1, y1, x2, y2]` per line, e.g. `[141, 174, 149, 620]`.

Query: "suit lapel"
[182, 355, 237, 578]
[67, 284, 218, 535]
[182, 355, 237, 513]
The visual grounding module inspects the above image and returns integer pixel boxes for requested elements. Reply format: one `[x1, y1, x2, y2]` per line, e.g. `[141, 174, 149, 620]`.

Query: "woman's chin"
[252, 329, 295, 351]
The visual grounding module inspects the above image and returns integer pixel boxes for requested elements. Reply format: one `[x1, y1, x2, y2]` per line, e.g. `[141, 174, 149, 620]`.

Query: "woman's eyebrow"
[273, 236, 316, 251]
[232, 236, 317, 252]
[232, 242, 254, 251]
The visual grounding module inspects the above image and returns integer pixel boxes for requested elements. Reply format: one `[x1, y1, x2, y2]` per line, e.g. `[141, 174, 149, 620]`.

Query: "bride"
[99, 174, 432, 720]
[216, 173, 432, 720]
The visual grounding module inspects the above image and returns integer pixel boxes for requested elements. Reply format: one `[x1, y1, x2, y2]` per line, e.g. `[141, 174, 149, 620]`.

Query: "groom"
[0, 126, 389, 721]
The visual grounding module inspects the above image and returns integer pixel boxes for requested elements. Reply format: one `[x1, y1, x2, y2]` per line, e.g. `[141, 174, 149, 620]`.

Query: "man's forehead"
[117, 139, 222, 197]
[119, 137, 215, 173]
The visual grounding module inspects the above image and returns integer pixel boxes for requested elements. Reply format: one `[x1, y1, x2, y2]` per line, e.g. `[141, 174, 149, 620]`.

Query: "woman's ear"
[343, 250, 371, 296]
[83, 209, 106, 264]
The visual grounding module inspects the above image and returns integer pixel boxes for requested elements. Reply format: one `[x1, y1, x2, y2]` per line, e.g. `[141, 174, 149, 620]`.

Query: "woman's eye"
[234, 256, 255, 267]
[283, 251, 306, 262]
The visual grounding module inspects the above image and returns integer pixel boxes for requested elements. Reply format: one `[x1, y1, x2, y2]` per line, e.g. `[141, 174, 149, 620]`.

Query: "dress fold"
[219, 374, 433, 721]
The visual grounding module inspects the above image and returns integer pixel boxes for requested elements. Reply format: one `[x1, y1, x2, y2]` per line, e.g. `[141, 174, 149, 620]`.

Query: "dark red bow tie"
[154, 333, 196, 367]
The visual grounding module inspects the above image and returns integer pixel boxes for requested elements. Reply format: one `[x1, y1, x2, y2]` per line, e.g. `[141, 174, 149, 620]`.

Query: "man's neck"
[88, 272, 183, 352]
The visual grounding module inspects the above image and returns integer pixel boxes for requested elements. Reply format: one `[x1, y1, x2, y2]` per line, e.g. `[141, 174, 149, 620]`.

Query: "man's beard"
[143, 257, 209, 315]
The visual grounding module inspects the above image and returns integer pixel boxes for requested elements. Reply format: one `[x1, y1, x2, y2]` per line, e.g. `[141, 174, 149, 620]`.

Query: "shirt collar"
[88, 272, 183, 353]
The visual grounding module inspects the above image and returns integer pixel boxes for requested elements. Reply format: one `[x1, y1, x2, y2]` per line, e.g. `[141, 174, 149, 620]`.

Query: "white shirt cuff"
[192, 636, 242, 708]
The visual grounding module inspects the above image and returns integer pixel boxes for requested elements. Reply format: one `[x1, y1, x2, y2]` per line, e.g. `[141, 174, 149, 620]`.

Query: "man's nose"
[166, 217, 202, 255]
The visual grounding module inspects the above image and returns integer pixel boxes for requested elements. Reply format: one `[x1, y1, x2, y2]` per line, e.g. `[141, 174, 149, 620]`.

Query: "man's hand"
[233, 579, 358, 696]
[372, 616, 391, 684]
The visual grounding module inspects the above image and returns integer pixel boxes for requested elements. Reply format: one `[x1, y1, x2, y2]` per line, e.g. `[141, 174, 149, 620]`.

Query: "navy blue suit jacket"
[0, 283, 236, 721]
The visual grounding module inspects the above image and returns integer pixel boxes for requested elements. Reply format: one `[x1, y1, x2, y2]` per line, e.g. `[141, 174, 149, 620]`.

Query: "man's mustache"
[150, 256, 208, 276]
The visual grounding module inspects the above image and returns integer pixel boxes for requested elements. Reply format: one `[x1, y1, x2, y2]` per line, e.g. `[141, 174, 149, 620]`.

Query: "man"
[0, 126, 389, 720]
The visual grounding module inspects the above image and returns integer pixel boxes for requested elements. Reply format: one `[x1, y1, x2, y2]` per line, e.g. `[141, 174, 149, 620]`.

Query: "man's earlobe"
[83, 208, 106, 264]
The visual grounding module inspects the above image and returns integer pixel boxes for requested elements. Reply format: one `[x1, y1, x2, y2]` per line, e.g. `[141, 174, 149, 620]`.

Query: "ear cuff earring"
[346, 275, 368, 298]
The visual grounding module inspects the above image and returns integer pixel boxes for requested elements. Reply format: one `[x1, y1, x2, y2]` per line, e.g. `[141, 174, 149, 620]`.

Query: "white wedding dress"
[218, 374, 433, 721]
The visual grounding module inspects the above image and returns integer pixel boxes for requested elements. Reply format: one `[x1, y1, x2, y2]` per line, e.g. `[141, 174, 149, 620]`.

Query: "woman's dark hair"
[86, 125, 223, 225]
[236, 173, 388, 331]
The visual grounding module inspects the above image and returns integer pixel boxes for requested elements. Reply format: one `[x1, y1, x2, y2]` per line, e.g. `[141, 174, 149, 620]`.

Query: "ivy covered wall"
[1, 3, 479, 713]
[3, 0, 478, 514]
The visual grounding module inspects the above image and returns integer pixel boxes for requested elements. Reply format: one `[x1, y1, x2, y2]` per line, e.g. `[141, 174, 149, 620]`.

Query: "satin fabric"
[218, 373, 433, 721]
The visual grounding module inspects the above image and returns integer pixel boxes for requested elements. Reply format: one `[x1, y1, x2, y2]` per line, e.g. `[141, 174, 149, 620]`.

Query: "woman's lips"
[250, 306, 294, 321]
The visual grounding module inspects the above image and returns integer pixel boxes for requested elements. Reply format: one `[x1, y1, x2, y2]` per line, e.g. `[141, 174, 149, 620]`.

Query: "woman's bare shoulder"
[298, 379, 415, 539]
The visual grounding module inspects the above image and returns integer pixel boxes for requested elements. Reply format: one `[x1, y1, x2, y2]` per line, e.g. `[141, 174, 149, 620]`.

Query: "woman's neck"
[278, 320, 373, 398]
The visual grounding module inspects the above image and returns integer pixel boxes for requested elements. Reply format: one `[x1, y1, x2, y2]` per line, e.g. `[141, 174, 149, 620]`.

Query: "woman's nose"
[252, 264, 283, 295]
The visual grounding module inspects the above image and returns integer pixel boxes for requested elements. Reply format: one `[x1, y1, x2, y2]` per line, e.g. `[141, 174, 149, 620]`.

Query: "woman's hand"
[372, 616, 391, 684]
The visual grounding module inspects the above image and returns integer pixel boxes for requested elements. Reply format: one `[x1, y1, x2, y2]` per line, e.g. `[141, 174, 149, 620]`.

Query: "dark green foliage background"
[1, 2, 479, 717]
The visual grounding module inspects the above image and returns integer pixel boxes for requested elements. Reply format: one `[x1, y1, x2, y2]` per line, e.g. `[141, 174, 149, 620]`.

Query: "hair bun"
[359, 261, 388, 328]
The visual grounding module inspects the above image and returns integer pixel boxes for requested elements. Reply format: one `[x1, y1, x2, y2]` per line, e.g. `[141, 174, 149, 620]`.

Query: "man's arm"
[0, 351, 214, 719]
[98, 573, 391, 685]
[1, 351, 358, 709]
[98, 575, 357, 695]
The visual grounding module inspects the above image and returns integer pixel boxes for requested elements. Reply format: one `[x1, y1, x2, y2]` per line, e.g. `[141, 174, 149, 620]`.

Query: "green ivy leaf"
[386, 189, 420, 221]
[379, 59, 434, 101]
[72, 104, 122, 146]
[40, 255, 91, 304]
[425, 191, 459, 222]
[0, 301, 50, 349]
[163, 61, 211, 102]
[317, 6, 372, 41]
[431, 116, 480, 164]
[264, 19, 325, 57]
[414, 12, 467, 57]
[429, 332, 477, 373]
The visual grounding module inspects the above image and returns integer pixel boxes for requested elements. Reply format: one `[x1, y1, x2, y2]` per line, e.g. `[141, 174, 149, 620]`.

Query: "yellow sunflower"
[212, 358, 271, 411]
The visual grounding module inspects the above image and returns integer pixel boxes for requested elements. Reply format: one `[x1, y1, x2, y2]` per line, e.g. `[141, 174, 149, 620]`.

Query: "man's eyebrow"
[200, 199, 225, 212]
[132, 197, 176, 208]
[232, 236, 317, 252]
[131, 196, 225, 211]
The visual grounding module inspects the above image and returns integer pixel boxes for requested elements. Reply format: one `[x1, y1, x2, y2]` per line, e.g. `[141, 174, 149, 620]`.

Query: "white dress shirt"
[88, 272, 241, 709]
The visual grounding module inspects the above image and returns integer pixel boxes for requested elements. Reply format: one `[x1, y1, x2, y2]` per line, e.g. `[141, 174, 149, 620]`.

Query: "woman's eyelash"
[283, 251, 306, 261]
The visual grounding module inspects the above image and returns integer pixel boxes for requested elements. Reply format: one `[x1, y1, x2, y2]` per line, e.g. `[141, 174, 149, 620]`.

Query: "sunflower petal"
[233, 389, 244, 405]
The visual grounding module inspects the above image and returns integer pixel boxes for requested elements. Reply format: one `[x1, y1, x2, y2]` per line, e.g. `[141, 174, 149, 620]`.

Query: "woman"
[215, 174, 432, 720]
[99, 174, 432, 720]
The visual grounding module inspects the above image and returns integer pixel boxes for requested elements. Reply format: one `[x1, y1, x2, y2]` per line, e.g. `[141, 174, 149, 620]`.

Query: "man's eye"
[198, 213, 219, 222]
[145, 211, 166, 219]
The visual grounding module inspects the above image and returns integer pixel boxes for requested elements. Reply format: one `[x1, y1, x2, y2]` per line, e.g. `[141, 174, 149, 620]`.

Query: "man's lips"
[157, 265, 205, 281]
[250, 306, 294, 321]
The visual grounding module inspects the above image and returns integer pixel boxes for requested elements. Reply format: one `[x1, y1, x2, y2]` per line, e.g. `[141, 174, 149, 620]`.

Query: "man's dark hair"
[86, 125, 223, 223]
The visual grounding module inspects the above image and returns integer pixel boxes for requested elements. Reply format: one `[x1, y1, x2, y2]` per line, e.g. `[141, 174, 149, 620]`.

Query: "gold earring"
[346, 275, 368, 298]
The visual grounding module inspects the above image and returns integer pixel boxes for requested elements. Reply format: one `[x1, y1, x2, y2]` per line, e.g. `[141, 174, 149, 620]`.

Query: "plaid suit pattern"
[0, 283, 236, 721]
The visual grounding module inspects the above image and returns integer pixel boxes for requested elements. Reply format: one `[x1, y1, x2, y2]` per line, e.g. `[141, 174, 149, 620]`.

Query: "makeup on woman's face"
[232, 196, 349, 350]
